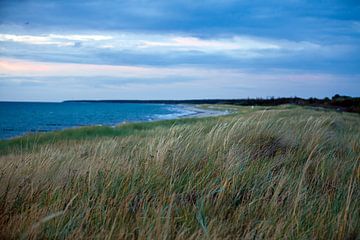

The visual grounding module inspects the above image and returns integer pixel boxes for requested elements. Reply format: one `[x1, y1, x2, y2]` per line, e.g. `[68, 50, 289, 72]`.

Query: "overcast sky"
[0, 0, 359, 101]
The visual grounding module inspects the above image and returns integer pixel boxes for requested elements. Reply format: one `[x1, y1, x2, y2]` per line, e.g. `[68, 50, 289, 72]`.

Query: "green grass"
[0, 105, 359, 239]
[0, 117, 210, 156]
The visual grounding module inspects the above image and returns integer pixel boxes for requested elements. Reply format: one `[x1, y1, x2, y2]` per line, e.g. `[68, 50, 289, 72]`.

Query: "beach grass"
[0, 105, 359, 239]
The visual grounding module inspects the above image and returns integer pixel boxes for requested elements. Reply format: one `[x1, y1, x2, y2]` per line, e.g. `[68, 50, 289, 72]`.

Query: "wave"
[150, 105, 198, 120]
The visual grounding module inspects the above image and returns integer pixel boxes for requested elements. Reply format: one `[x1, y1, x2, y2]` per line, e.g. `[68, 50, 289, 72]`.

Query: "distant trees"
[65, 94, 360, 113]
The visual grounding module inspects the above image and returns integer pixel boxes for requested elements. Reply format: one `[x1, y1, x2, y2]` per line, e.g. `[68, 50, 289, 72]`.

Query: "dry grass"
[0, 105, 359, 239]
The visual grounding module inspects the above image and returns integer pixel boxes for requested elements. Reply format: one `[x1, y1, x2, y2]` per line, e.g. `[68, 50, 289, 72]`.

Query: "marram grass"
[0, 105, 359, 239]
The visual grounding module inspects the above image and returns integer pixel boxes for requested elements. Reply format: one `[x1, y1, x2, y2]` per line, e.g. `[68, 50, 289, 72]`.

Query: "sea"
[0, 102, 199, 140]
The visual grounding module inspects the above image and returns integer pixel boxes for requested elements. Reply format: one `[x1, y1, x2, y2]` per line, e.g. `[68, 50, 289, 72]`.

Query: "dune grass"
[0, 105, 359, 239]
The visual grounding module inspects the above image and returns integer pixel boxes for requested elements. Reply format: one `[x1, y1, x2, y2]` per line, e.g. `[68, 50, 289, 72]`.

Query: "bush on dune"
[0, 106, 359, 239]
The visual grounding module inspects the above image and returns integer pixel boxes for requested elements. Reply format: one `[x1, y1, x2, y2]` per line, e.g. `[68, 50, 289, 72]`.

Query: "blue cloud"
[1, 1, 359, 37]
[0, 0, 359, 100]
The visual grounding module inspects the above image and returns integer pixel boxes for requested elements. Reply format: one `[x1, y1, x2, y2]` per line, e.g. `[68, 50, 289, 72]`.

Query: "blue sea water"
[0, 102, 197, 140]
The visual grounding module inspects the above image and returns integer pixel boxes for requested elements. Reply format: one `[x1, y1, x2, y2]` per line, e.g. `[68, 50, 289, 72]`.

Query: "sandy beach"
[179, 104, 230, 118]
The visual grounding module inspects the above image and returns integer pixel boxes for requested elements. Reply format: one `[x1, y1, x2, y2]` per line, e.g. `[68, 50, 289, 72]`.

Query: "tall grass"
[0, 106, 359, 239]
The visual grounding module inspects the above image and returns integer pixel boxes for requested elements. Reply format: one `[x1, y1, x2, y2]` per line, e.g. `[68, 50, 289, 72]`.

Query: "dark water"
[0, 102, 197, 140]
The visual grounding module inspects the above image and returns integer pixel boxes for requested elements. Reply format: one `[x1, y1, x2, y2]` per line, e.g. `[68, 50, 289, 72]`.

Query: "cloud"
[0, 58, 245, 79]
[0, 33, 112, 47]
[140, 36, 281, 51]
[0, 30, 358, 75]
[0, 34, 75, 47]
[0, 58, 353, 83]
[0, 32, 325, 56]
[47, 34, 112, 41]
[1, 58, 358, 101]
[0, 0, 359, 100]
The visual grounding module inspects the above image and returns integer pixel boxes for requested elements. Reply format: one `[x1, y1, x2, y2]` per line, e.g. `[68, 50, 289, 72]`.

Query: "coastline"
[177, 104, 230, 119]
[114, 104, 230, 127]
[0, 103, 230, 141]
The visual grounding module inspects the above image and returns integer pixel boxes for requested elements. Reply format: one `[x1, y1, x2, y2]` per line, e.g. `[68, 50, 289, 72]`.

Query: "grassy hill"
[0, 105, 359, 239]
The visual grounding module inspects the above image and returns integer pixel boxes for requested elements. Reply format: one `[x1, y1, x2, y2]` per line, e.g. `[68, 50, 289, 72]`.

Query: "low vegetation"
[67, 94, 360, 113]
[0, 105, 359, 239]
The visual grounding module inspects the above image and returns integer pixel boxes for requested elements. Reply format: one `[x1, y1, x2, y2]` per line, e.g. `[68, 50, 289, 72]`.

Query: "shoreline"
[1, 104, 230, 141]
[114, 104, 230, 127]
[177, 104, 230, 119]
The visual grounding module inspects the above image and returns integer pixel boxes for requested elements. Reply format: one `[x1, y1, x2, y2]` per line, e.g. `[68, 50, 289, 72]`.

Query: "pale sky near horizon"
[0, 0, 359, 101]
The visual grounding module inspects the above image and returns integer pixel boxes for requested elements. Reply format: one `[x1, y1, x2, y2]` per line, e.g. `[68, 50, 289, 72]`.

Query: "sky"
[0, 0, 359, 101]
